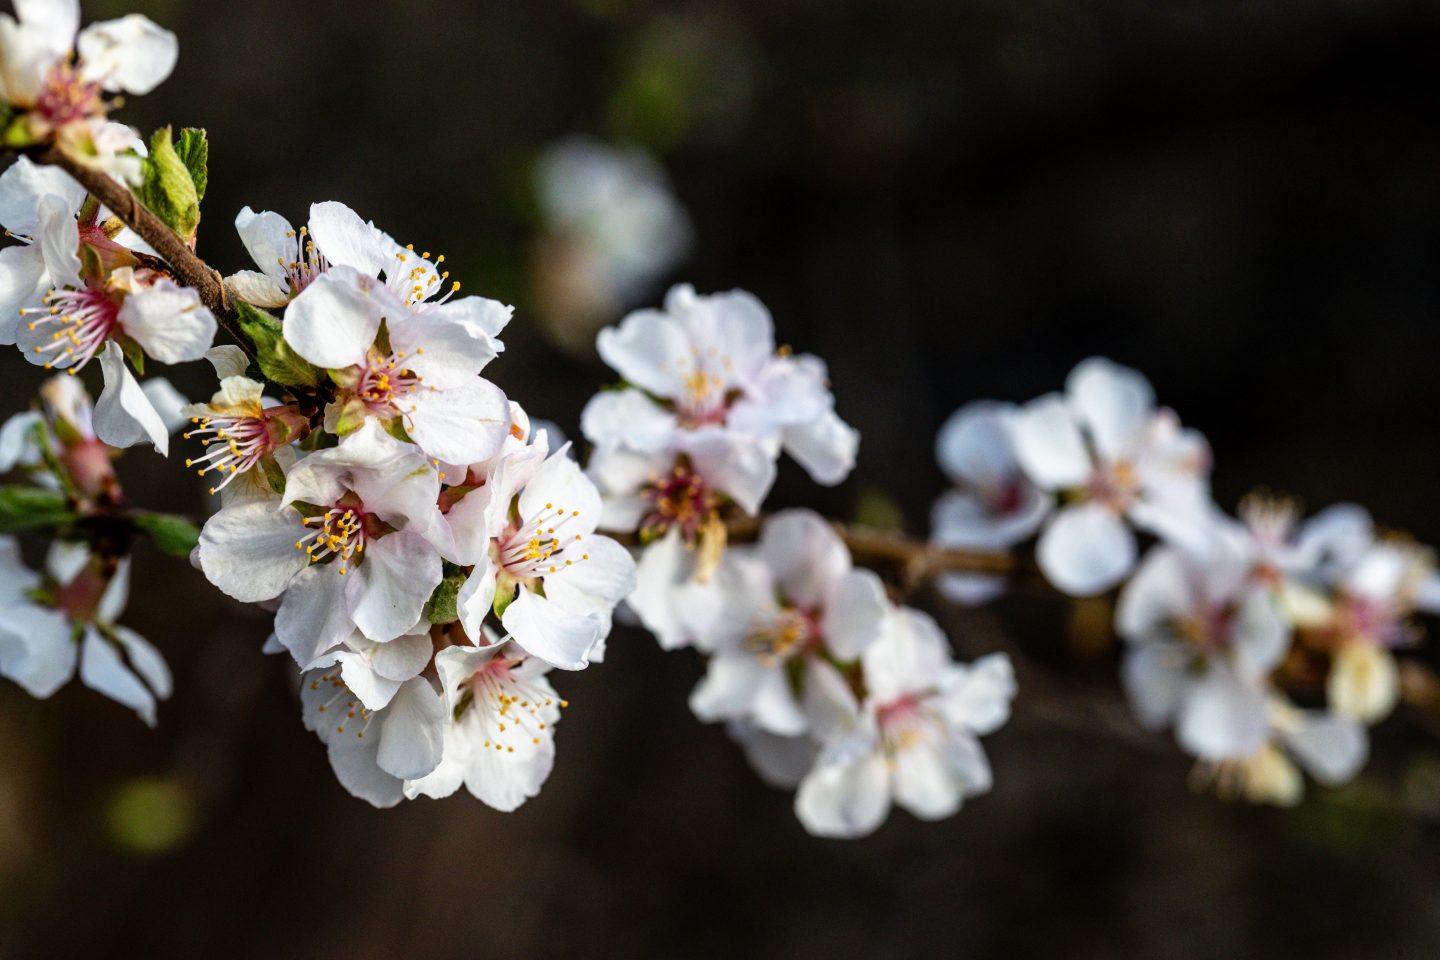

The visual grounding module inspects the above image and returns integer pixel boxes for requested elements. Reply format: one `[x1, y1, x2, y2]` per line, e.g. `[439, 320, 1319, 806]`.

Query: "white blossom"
[931, 401, 1051, 605]
[795, 609, 1015, 838]
[405, 637, 567, 811]
[1009, 357, 1211, 596]
[582, 284, 858, 530]
[197, 420, 453, 668]
[0, 537, 170, 724]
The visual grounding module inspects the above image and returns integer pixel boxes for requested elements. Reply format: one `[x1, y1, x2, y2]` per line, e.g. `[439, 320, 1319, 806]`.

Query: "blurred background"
[4, 0, 1440, 956]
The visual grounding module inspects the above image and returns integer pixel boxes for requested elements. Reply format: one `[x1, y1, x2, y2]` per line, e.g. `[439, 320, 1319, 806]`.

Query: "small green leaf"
[235, 301, 322, 389]
[329, 397, 369, 437]
[173, 128, 208, 202]
[492, 573, 519, 619]
[115, 332, 145, 377]
[135, 126, 202, 242]
[425, 562, 468, 625]
[261, 455, 287, 495]
[0, 485, 75, 533]
[134, 512, 201, 557]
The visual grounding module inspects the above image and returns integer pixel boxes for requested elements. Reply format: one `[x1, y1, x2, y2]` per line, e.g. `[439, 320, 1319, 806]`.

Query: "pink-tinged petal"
[595, 306, 689, 398]
[79, 627, 156, 726]
[0, 604, 76, 698]
[37, 192, 80, 289]
[232, 206, 296, 282]
[930, 486, 1051, 552]
[1066, 357, 1154, 461]
[455, 557, 497, 648]
[1176, 665, 1268, 762]
[282, 266, 384, 369]
[501, 586, 602, 670]
[1036, 502, 1136, 597]
[795, 739, 891, 839]
[306, 201, 388, 276]
[683, 428, 776, 515]
[893, 741, 965, 821]
[375, 677, 445, 780]
[118, 279, 216, 364]
[781, 408, 858, 486]
[862, 607, 952, 704]
[1115, 546, 1195, 641]
[517, 446, 602, 539]
[759, 508, 850, 610]
[459, 712, 557, 812]
[1119, 642, 1188, 730]
[389, 310, 501, 386]
[728, 722, 816, 790]
[112, 625, 170, 699]
[347, 531, 441, 644]
[822, 568, 889, 661]
[77, 15, 178, 94]
[226, 269, 290, 309]
[1009, 393, 1092, 490]
[579, 388, 678, 453]
[1280, 708, 1367, 786]
[198, 500, 308, 603]
[0, 156, 83, 236]
[935, 400, 1020, 487]
[0, 244, 47, 344]
[92, 341, 169, 454]
[405, 377, 510, 466]
[940, 653, 1015, 735]
[275, 563, 354, 667]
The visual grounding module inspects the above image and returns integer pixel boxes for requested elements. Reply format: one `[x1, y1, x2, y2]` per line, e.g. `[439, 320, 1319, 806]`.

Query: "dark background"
[3, 0, 1440, 956]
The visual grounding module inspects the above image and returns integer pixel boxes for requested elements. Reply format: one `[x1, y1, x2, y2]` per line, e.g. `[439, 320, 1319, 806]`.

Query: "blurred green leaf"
[425, 563, 467, 625]
[0, 485, 74, 533]
[235, 302, 321, 389]
[133, 512, 201, 558]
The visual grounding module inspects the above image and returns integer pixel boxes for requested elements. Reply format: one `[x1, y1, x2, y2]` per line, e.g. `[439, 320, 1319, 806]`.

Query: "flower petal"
[1036, 502, 1136, 597]
[77, 15, 178, 94]
[1009, 393, 1092, 490]
[92, 341, 169, 454]
[197, 500, 307, 602]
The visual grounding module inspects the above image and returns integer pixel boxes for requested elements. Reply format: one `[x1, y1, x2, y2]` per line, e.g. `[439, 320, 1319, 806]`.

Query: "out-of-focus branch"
[32, 147, 252, 355]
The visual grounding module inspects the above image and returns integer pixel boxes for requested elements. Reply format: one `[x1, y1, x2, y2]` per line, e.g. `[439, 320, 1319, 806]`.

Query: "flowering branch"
[31, 146, 251, 356]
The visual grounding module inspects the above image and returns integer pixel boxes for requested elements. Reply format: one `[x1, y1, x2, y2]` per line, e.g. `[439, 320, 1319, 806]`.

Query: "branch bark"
[33, 147, 253, 356]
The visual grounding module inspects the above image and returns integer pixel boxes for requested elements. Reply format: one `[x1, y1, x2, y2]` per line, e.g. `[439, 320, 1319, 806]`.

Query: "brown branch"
[32, 147, 253, 356]
[713, 514, 1014, 577]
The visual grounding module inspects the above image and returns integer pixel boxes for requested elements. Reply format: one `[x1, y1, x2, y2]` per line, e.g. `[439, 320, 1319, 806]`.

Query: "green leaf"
[0, 485, 75, 533]
[492, 572, 519, 619]
[134, 512, 201, 557]
[116, 332, 145, 377]
[235, 301, 322, 389]
[173, 128, 208, 202]
[136, 126, 202, 242]
[424, 562, 468, 625]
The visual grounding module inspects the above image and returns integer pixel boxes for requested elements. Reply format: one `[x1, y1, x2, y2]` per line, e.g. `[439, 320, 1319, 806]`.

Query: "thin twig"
[32, 147, 253, 356]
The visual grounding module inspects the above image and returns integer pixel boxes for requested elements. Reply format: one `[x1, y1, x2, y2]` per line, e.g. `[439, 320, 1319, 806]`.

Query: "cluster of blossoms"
[0, 374, 173, 723]
[932, 357, 1440, 804]
[651, 508, 1014, 838]
[3, 0, 1435, 842]
[579, 292, 1014, 837]
[194, 198, 637, 809]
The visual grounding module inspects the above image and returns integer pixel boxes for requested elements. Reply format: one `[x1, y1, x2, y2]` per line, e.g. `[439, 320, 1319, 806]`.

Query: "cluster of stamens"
[465, 658, 568, 754]
[1087, 459, 1139, 511]
[21, 286, 120, 371]
[280, 226, 329, 296]
[641, 465, 718, 544]
[295, 506, 367, 575]
[184, 415, 274, 494]
[744, 608, 819, 666]
[659, 344, 735, 426]
[310, 671, 376, 739]
[357, 349, 425, 410]
[496, 502, 588, 580]
[33, 63, 104, 127]
[876, 693, 941, 758]
[393, 245, 460, 308]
